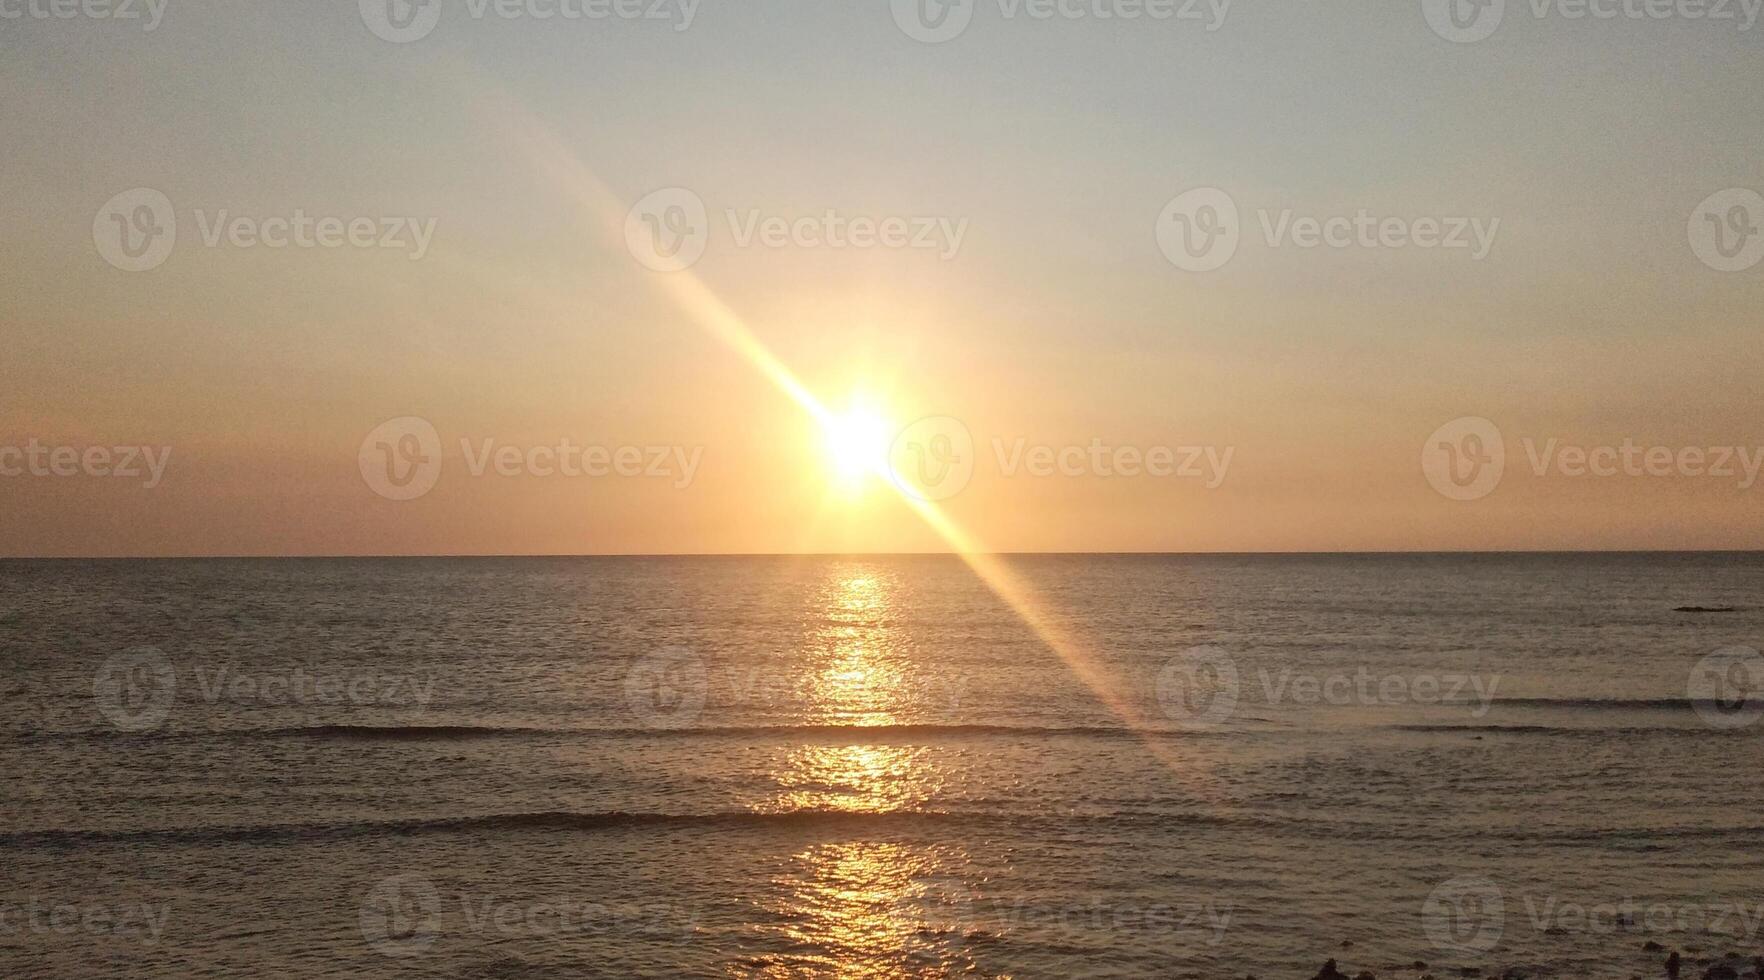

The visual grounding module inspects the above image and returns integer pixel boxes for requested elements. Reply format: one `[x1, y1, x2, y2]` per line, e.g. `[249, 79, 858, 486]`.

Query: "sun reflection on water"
[760, 564, 943, 814]
[806, 567, 906, 728]
[743, 841, 990, 979]
[741, 564, 988, 977]
[759, 743, 940, 814]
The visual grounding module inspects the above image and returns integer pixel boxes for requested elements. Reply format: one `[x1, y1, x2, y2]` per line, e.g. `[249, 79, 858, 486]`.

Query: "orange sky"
[3, 2, 1761, 556]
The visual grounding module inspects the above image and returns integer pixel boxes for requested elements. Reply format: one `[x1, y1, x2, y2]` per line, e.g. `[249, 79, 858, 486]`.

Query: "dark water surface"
[2, 554, 1762, 978]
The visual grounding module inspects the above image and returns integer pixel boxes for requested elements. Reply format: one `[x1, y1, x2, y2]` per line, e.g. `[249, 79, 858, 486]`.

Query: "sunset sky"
[3, 0, 1761, 556]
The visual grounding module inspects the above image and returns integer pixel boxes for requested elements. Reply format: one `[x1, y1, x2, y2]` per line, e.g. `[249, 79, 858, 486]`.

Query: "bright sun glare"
[822, 401, 894, 489]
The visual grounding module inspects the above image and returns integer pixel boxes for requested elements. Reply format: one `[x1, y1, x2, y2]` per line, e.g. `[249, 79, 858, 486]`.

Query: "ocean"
[2, 553, 1761, 978]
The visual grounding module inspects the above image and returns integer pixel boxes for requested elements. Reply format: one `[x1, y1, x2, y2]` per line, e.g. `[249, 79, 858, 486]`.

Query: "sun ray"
[493, 101, 1201, 781]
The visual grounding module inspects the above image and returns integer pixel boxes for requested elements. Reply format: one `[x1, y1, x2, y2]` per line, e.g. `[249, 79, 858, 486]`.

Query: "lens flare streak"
[502, 105, 1195, 778]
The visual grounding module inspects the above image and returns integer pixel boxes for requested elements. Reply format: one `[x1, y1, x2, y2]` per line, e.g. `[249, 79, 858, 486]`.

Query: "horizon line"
[5, 549, 1763, 561]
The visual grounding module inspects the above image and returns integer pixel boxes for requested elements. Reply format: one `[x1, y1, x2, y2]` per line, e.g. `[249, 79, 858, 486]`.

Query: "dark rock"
[1310, 960, 1348, 980]
[1645, 942, 1664, 952]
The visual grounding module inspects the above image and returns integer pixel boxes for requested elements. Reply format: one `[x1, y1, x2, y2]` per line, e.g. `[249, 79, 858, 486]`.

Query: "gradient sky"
[2, 0, 1761, 555]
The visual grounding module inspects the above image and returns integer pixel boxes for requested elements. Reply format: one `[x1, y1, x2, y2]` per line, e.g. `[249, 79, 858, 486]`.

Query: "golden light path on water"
[501, 105, 1200, 783]
[750, 570, 984, 977]
[479, 104, 1213, 973]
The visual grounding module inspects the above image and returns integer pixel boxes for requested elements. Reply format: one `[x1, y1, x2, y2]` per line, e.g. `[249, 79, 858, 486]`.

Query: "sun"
[821, 400, 894, 489]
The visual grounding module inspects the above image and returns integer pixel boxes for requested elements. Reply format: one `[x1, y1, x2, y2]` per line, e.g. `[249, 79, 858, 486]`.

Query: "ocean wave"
[0, 808, 986, 850]
[272, 722, 1148, 740]
[1390, 723, 1756, 736]
[24, 722, 1159, 742]
[1487, 696, 1763, 710]
[5, 805, 1751, 853]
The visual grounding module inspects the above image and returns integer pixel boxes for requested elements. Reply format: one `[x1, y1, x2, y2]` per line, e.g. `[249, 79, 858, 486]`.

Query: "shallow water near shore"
[3, 553, 1762, 978]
